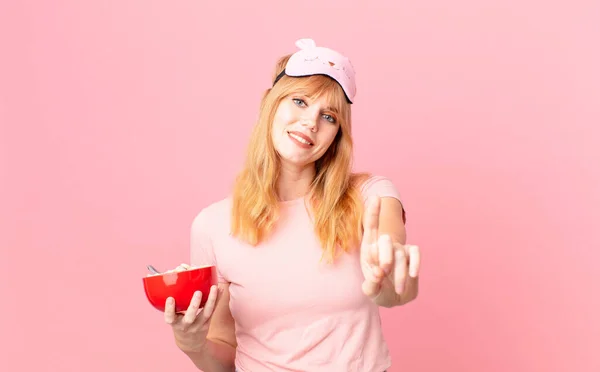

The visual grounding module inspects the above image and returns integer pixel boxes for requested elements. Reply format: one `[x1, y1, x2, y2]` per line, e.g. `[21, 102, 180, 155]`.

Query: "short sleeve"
[360, 175, 407, 223]
[190, 208, 227, 283]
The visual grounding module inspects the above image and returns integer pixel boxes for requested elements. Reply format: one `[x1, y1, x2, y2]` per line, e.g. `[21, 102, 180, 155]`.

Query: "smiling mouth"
[287, 131, 314, 146]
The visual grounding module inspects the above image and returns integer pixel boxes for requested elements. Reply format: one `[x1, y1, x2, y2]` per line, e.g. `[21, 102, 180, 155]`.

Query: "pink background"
[1, 1, 598, 371]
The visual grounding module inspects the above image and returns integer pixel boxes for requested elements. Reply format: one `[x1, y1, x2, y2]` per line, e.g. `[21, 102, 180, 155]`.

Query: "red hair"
[230, 54, 370, 262]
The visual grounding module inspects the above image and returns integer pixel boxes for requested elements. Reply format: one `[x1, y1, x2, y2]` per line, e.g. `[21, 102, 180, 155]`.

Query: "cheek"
[271, 110, 287, 137]
[320, 126, 340, 147]
[273, 104, 295, 125]
[271, 115, 289, 149]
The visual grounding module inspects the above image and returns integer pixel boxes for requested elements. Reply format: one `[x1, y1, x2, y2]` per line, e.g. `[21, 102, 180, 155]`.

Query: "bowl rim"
[142, 264, 216, 279]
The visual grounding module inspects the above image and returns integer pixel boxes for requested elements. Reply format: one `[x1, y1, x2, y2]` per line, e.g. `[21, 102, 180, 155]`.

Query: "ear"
[295, 38, 317, 50]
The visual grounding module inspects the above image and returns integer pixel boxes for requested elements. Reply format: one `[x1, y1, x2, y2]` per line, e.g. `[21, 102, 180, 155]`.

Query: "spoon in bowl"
[146, 265, 161, 275]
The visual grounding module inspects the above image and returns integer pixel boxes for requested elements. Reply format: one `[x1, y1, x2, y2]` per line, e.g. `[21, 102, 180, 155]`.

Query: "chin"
[278, 152, 314, 168]
[281, 157, 313, 168]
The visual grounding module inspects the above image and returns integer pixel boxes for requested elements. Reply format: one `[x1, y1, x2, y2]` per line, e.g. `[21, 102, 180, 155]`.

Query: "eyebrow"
[294, 93, 339, 113]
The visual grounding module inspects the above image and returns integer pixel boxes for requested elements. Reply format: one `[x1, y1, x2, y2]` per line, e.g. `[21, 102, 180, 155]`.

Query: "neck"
[277, 162, 316, 201]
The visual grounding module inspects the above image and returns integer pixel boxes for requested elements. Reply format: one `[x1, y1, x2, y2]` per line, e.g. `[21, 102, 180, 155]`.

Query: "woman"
[163, 38, 421, 372]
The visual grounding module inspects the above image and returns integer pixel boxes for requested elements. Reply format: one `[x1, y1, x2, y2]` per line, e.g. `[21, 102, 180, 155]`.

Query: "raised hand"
[360, 196, 420, 301]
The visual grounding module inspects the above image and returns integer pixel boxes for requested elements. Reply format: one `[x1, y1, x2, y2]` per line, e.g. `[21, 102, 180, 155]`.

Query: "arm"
[182, 283, 237, 372]
[371, 197, 419, 308]
[185, 209, 237, 371]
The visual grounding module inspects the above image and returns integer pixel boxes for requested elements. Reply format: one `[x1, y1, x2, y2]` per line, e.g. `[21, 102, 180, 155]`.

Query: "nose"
[301, 119, 317, 132]
[301, 112, 319, 132]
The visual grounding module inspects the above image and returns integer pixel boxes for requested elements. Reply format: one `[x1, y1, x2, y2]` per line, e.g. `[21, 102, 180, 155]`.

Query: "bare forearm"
[182, 339, 236, 372]
[374, 275, 419, 308]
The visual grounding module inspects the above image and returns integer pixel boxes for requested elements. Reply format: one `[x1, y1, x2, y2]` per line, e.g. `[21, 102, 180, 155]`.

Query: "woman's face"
[271, 93, 340, 169]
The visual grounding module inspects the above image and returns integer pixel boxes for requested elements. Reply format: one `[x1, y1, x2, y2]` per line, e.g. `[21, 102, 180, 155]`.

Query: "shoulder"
[191, 196, 233, 234]
[352, 173, 402, 201]
[190, 197, 233, 282]
[353, 173, 406, 222]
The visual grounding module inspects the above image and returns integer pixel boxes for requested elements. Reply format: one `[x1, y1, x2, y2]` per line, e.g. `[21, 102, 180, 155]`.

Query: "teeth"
[289, 133, 312, 145]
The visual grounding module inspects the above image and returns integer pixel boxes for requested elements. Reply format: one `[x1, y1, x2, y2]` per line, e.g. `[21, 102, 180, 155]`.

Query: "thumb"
[362, 277, 382, 299]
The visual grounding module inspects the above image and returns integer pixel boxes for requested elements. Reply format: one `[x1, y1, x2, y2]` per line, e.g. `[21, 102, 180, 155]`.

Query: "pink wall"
[1, 1, 598, 371]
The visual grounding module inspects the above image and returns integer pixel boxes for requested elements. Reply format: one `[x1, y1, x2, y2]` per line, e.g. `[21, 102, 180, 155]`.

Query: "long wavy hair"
[231, 54, 370, 262]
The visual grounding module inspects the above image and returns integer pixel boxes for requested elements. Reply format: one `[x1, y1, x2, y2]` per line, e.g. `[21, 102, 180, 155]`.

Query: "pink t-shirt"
[190, 176, 403, 372]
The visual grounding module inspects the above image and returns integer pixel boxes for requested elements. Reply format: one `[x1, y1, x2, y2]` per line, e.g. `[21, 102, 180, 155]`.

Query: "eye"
[292, 98, 307, 107]
[322, 114, 336, 124]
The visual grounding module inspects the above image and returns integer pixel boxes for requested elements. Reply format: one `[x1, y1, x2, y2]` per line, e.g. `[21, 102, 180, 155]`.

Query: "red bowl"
[142, 265, 218, 313]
